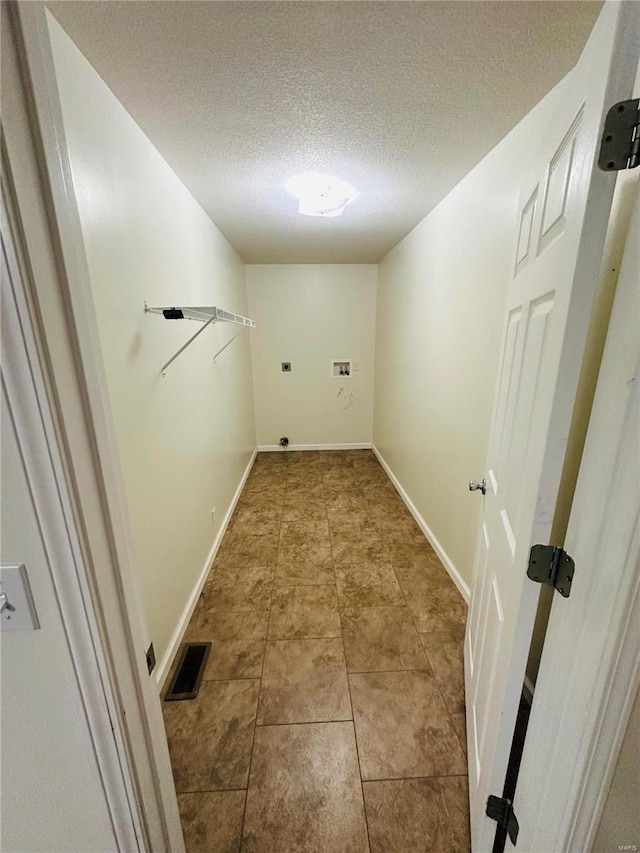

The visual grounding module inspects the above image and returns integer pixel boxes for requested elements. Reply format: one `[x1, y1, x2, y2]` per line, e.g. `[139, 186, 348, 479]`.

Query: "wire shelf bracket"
[144, 302, 256, 376]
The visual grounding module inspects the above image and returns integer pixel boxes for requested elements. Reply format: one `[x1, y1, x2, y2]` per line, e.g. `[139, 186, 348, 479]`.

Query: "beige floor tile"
[279, 520, 331, 547]
[202, 638, 265, 680]
[214, 531, 279, 568]
[184, 609, 269, 643]
[243, 475, 285, 495]
[324, 485, 366, 507]
[231, 505, 282, 536]
[322, 468, 363, 488]
[281, 498, 327, 523]
[214, 531, 279, 569]
[349, 671, 466, 780]
[184, 598, 269, 681]
[252, 451, 290, 467]
[389, 546, 447, 575]
[235, 490, 284, 510]
[372, 517, 425, 544]
[421, 630, 466, 714]
[242, 722, 369, 853]
[393, 564, 467, 633]
[406, 581, 467, 633]
[245, 468, 282, 484]
[178, 790, 245, 853]
[164, 679, 259, 791]
[332, 536, 387, 567]
[275, 532, 335, 585]
[286, 469, 325, 488]
[284, 481, 325, 501]
[258, 638, 351, 724]
[363, 777, 470, 853]
[342, 606, 429, 672]
[284, 451, 325, 470]
[361, 483, 402, 505]
[327, 506, 376, 528]
[268, 584, 341, 639]
[335, 562, 404, 608]
[357, 470, 394, 487]
[328, 517, 382, 540]
[202, 566, 274, 612]
[321, 450, 358, 466]
[274, 558, 336, 586]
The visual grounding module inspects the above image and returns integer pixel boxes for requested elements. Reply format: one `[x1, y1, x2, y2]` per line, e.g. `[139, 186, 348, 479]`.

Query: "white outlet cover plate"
[1, 564, 40, 631]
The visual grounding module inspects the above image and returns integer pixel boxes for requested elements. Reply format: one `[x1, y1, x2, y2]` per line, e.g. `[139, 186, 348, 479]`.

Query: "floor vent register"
[164, 643, 211, 701]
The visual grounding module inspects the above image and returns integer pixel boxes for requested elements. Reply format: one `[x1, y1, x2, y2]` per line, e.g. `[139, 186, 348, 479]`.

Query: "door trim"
[2, 171, 143, 853]
[3, 3, 184, 849]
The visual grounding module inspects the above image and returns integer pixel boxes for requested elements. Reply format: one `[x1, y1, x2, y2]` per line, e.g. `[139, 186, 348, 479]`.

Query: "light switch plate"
[1, 564, 40, 631]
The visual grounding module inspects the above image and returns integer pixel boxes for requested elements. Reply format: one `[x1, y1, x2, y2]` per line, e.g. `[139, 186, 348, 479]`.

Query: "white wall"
[1, 389, 117, 853]
[373, 79, 569, 591]
[247, 265, 377, 448]
[48, 16, 256, 676]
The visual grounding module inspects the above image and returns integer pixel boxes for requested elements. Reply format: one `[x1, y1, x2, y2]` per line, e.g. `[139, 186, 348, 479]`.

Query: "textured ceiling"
[47, 1, 601, 263]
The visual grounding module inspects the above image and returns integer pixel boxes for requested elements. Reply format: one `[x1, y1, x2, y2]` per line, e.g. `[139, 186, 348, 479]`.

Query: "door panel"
[514, 168, 640, 853]
[464, 4, 640, 849]
[539, 109, 583, 250]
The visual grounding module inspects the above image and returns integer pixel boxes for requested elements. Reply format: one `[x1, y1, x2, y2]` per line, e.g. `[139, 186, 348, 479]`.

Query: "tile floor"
[162, 450, 470, 852]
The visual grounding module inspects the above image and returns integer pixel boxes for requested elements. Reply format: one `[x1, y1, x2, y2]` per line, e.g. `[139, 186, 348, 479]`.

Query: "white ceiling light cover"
[284, 172, 359, 217]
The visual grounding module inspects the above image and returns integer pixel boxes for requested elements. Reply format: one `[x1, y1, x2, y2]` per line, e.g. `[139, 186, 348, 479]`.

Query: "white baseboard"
[155, 447, 258, 687]
[257, 443, 373, 452]
[372, 445, 470, 603]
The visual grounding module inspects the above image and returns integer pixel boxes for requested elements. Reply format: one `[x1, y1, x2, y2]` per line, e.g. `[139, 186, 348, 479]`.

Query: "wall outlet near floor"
[211, 508, 216, 525]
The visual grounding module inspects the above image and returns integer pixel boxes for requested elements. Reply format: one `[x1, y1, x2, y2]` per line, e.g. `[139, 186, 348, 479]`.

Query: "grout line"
[237, 478, 276, 848]
[360, 773, 470, 784]
[328, 495, 374, 853]
[176, 787, 248, 795]
[265, 634, 344, 642]
[347, 666, 434, 676]
[388, 536, 465, 752]
[255, 718, 354, 728]
[337, 601, 414, 610]
[200, 675, 262, 683]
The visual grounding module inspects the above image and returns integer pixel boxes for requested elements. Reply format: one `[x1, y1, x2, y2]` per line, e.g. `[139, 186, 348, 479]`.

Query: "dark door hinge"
[598, 98, 640, 172]
[527, 544, 574, 598]
[487, 795, 519, 846]
[146, 642, 156, 675]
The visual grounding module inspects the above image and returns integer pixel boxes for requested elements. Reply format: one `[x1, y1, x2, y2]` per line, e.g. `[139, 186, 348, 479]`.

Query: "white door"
[464, 3, 640, 849]
[513, 171, 640, 852]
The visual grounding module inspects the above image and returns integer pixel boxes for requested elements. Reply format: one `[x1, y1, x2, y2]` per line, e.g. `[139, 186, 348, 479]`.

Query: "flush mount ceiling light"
[284, 172, 359, 217]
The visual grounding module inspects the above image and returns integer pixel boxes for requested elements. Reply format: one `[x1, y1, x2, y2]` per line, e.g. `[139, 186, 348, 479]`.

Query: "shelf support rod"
[161, 314, 217, 376]
[213, 326, 248, 362]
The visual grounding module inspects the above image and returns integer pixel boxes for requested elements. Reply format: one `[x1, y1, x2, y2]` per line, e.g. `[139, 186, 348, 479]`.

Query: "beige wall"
[373, 79, 569, 591]
[48, 16, 256, 676]
[247, 265, 377, 447]
[593, 683, 640, 853]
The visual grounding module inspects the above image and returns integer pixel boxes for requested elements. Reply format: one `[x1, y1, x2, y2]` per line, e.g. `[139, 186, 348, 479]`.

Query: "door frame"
[6, 0, 638, 850]
[2, 164, 144, 853]
[2, 3, 184, 849]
